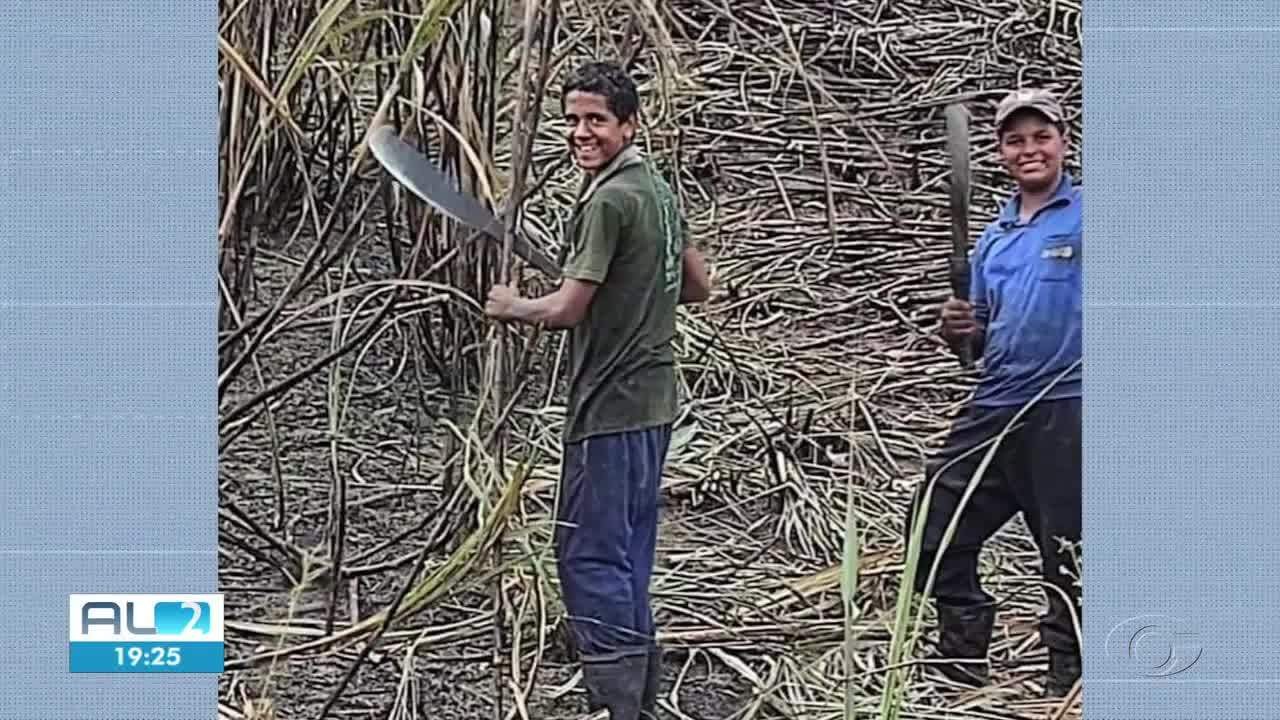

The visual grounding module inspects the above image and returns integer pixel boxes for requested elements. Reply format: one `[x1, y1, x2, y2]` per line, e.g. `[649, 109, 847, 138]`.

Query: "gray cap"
[994, 88, 1064, 131]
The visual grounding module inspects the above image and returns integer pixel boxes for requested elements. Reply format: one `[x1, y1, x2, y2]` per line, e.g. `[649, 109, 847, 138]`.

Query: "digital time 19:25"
[115, 646, 182, 667]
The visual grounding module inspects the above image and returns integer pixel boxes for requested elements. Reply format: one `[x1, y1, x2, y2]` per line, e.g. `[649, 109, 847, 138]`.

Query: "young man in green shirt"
[485, 61, 712, 720]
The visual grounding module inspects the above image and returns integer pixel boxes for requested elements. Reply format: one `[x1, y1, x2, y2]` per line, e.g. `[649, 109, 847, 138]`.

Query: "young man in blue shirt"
[907, 88, 1082, 697]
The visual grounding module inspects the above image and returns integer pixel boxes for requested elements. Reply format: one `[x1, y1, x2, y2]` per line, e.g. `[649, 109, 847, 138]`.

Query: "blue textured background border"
[3, 0, 1278, 717]
[1084, 3, 1280, 718]
[0, 2, 216, 718]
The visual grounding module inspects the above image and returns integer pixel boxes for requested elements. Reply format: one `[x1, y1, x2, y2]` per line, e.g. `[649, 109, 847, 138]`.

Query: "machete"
[943, 103, 975, 369]
[367, 124, 562, 279]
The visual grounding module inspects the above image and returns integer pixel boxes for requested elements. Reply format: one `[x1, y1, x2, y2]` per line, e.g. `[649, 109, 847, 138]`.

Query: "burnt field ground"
[216, 0, 1082, 718]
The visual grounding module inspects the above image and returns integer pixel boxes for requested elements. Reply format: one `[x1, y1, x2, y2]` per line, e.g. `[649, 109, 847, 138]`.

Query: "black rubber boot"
[1044, 648, 1081, 698]
[582, 653, 649, 720]
[640, 645, 662, 719]
[933, 600, 996, 687]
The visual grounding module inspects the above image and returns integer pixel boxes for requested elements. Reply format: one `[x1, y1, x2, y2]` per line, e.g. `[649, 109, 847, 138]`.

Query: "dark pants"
[906, 397, 1082, 653]
[556, 425, 671, 660]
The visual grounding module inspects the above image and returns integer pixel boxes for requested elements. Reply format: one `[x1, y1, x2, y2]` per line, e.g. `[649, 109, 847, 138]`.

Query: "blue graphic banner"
[1084, 2, 1280, 718]
[0, 2, 217, 718]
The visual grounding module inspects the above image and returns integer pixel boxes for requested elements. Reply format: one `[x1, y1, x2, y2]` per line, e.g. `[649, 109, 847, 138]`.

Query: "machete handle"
[487, 220, 561, 280]
[952, 332, 975, 369]
[948, 257, 976, 369]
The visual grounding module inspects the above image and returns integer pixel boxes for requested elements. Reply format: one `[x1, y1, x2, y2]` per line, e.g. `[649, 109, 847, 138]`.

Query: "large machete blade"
[943, 103, 975, 369]
[367, 124, 561, 278]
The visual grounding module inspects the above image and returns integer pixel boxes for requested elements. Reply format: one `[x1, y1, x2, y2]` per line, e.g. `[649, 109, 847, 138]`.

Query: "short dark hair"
[561, 61, 639, 122]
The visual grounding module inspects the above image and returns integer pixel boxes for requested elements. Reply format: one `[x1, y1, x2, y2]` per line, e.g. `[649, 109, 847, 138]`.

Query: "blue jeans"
[555, 425, 671, 660]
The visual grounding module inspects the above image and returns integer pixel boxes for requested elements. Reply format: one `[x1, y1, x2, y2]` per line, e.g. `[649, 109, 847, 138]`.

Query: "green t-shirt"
[558, 147, 687, 444]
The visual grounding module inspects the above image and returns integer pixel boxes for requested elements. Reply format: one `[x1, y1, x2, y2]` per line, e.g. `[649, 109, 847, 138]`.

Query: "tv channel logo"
[69, 594, 224, 673]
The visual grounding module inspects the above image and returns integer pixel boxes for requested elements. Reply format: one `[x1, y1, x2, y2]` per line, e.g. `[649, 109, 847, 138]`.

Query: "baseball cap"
[994, 88, 1064, 131]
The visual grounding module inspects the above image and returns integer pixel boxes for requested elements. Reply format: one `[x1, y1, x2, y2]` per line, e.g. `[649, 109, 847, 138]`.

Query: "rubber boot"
[640, 645, 662, 719]
[933, 600, 996, 687]
[1043, 648, 1081, 698]
[582, 653, 649, 720]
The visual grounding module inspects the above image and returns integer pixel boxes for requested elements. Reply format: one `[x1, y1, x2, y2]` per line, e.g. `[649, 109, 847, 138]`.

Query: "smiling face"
[997, 110, 1067, 193]
[563, 90, 635, 174]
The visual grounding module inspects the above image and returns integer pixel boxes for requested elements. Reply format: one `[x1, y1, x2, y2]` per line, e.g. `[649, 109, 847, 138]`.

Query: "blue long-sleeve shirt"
[970, 172, 1082, 407]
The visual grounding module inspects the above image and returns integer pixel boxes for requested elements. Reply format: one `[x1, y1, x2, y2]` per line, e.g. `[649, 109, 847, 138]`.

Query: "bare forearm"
[679, 283, 709, 304]
[678, 247, 712, 304]
[505, 294, 575, 328]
